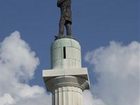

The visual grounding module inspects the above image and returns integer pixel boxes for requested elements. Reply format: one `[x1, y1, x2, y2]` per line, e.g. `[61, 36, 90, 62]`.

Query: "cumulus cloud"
[0, 31, 139, 105]
[0, 94, 15, 105]
[0, 31, 51, 105]
[83, 90, 105, 105]
[85, 41, 140, 105]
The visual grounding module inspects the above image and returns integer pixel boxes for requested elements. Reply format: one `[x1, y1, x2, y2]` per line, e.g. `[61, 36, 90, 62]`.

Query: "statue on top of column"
[57, 0, 72, 38]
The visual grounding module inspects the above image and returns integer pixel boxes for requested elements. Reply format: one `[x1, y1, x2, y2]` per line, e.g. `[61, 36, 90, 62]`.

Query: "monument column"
[53, 86, 83, 105]
[43, 38, 89, 105]
[42, 0, 90, 105]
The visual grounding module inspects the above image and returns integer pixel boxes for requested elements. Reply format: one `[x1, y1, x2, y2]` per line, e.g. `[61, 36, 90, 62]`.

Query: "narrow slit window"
[63, 47, 66, 59]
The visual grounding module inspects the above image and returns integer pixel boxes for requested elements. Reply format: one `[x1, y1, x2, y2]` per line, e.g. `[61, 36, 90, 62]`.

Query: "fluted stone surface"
[53, 87, 83, 105]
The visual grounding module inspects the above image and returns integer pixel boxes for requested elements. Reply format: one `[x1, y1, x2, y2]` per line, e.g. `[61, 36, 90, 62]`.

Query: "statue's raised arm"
[57, 0, 72, 38]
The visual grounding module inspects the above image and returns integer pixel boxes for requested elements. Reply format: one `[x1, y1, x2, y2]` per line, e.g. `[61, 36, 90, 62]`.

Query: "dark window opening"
[63, 47, 66, 59]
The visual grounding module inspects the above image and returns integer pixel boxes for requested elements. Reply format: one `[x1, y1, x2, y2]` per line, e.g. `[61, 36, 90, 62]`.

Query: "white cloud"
[0, 94, 15, 105]
[0, 31, 51, 105]
[0, 31, 39, 80]
[85, 41, 140, 105]
[0, 31, 139, 105]
[83, 90, 105, 105]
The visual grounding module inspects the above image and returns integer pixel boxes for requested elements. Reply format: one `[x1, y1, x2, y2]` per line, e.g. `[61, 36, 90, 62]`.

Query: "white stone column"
[43, 38, 90, 105]
[53, 86, 83, 105]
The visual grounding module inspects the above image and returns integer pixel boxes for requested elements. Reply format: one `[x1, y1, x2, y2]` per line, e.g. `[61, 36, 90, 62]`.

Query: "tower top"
[56, 0, 72, 39]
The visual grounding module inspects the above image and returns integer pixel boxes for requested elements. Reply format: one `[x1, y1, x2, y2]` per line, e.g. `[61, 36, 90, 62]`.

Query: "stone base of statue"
[55, 35, 73, 40]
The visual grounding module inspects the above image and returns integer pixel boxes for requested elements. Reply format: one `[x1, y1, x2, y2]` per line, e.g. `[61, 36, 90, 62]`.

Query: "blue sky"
[0, 0, 140, 105]
[0, 0, 139, 86]
[0, 0, 139, 104]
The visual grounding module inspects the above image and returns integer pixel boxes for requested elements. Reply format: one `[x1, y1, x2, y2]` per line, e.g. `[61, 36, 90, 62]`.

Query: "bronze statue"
[57, 0, 72, 37]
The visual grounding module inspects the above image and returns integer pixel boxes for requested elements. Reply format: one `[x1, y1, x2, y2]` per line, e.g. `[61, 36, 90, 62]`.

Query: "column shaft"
[53, 86, 83, 105]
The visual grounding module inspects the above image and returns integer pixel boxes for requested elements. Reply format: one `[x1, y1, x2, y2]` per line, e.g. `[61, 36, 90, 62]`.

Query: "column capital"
[44, 76, 89, 92]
